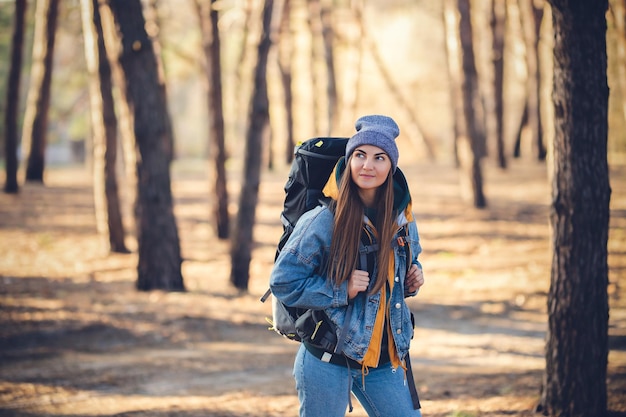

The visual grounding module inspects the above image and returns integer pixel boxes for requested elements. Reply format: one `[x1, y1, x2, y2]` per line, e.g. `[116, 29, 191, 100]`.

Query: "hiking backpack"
[260, 137, 351, 348]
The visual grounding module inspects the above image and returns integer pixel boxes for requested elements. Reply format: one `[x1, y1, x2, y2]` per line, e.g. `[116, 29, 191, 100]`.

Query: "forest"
[0, 0, 625, 416]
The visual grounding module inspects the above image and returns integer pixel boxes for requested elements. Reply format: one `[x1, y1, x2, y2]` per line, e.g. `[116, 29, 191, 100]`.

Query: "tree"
[538, 1, 611, 416]
[444, 0, 487, 208]
[105, 0, 184, 291]
[195, 0, 230, 240]
[21, 0, 59, 183]
[3, 0, 27, 194]
[276, 0, 295, 164]
[80, 0, 127, 253]
[490, 0, 507, 169]
[143, 0, 174, 162]
[230, 0, 274, 291]
[513, 0, 546, 160]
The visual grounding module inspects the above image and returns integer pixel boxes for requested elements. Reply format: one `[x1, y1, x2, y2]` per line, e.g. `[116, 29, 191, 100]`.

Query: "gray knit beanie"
[345, 115, 400, 172]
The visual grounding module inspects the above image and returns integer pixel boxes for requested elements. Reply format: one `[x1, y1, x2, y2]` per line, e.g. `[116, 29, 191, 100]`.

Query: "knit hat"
[345, 115, 400, 172]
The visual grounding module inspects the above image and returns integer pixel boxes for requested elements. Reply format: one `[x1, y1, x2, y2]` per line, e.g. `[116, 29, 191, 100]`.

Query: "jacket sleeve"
[269, 208, 349, 310]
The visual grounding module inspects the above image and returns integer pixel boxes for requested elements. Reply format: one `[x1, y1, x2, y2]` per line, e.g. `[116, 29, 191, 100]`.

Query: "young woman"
[270, 115, 424, 417]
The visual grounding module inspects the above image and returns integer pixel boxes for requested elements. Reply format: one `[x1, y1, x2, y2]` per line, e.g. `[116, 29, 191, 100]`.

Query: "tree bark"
[491, 0, 507, 169]
[98, 3, 137, 213]
[80, 0, 128, 254]
[307, 0, 323, 136]
[230, 0, 274, 291]
[107, 0, 184, 291]
[539, 1, 610, 416]
[3, 0, 27, 194]
[195, 0, 230, 240]
[456, 0, 487, 208]
[22, 0, 60, 184]
[518, 0, 546, 160]
[320, 0, 338, 134]
[143, 0, 175, 162]
[277, 0, 295, 164]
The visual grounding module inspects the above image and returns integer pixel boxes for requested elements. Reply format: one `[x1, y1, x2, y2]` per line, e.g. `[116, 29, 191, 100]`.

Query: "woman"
[270, 115, 424, 417]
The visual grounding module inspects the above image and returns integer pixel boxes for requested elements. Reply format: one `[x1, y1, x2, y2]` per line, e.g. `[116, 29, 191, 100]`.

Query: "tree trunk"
[307, 0, 323, 136]
[22, 0, 60, 184]
[3, 0, 27, 194]
[80, 0, 128, 254]
[195, 0, 230, 240]
[457, 0, 487, 208]
[277, 0, 295, 164]
[230, 0, 274, 291]
[519, 0, 546, 160]
[143, 0, 175, 162]
[320, 0, 338, 134]
[539, 1, 610, 416]
[107, 0, 184, 292]
[98, 4, 137, 215]
[443, 0, 462, 167]
[491, 0, 507, 169]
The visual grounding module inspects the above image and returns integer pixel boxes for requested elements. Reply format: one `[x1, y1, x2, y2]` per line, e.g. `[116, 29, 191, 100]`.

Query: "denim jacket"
[269, 175, 422, 363]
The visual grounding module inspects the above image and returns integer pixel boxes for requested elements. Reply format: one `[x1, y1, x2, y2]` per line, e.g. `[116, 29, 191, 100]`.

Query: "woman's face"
[349, 144, 392, 204]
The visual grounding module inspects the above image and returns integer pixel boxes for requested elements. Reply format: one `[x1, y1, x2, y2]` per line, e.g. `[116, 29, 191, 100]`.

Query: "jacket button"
[394, 276, 400, 282]
[395, 303, 401, 309]
[396, 329, 402, 334]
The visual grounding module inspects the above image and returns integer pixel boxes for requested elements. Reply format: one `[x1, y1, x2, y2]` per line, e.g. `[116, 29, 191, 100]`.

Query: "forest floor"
[0, 160, 625, 417]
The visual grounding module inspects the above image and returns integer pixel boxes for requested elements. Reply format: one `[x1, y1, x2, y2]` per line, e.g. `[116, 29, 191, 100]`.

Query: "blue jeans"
[293, 344, 422, 417]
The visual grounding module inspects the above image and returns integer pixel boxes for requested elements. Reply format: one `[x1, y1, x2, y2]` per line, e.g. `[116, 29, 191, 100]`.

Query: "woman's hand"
[405, 264, 424, 293]
[348, 269, 370, 299]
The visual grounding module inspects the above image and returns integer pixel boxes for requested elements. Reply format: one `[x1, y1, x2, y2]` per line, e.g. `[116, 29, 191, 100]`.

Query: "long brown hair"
[328, 156, 397, 294]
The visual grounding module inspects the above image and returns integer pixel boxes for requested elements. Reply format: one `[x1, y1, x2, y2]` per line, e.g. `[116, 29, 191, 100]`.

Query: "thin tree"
[230, 0, 274, 291]
[80, 0, 127, 253]
[608, 0, 626, 128]
[490, 0, 507, 168]
[307, 0, 325, 136]
[3, 0, 27, 194]
[320, 0, 338, 134]
[98, 3, 137, 210]
[195, 0, 230, 239]
[277, 0, 295, 164]
[106, 0, 184, 291]
[514, 0, 546, 160]
[446, 0, 487, 208]
[538, 0, 611, 416]
[21, 0, 60, 183]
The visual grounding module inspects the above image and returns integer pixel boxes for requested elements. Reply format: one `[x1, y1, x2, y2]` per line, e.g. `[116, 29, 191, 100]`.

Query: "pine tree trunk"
[107, 0, 184, 292]
[320, 0, 338, 134]
[3, 0, 27, 194]
[539, 1, 610, 416]
[195, 0, 230, 239]
[519, 0, 546, 160]
[457, 0, 486, 208]
[22, 0, 60, 183]
[491, 0, 507, 169]
[81, 0, 127, 254]
[277, 0, 295, 164]
[230, 0, 274, 291]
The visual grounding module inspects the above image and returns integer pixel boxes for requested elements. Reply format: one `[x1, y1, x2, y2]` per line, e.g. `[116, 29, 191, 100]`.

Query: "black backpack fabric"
[261, 137, 349, 346]
[276, 137, 349, 252]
